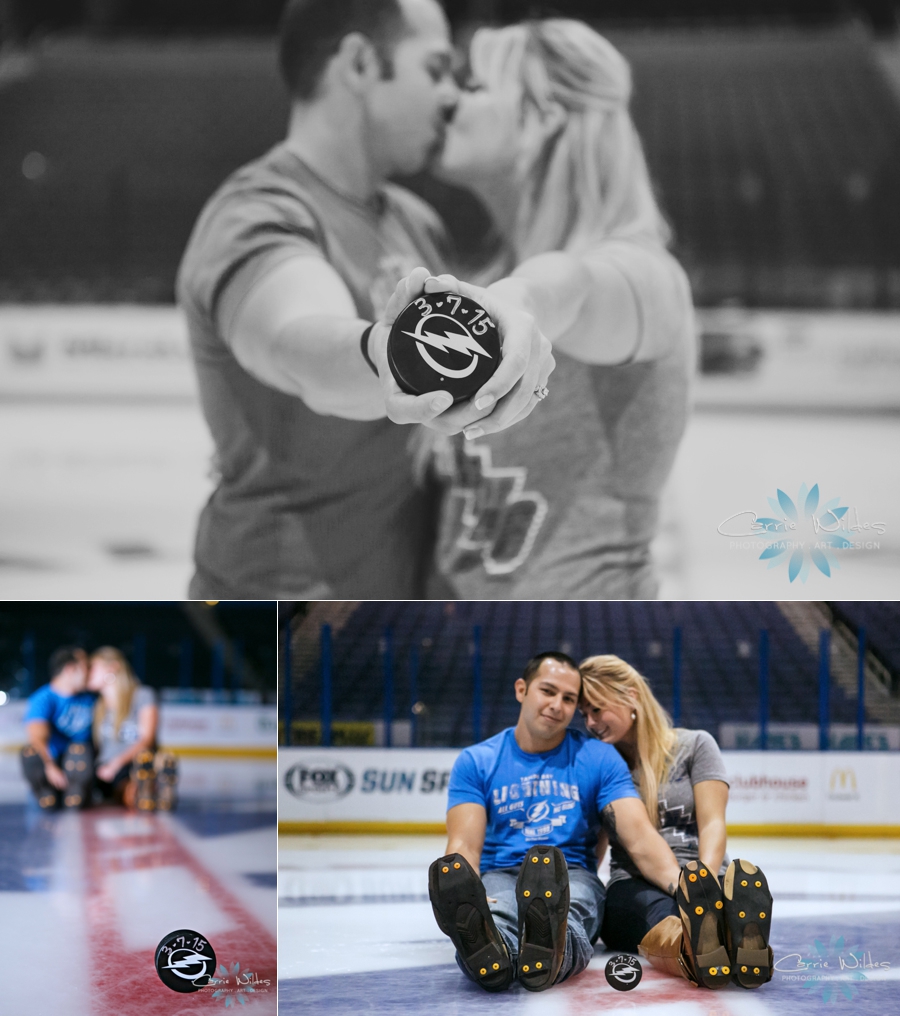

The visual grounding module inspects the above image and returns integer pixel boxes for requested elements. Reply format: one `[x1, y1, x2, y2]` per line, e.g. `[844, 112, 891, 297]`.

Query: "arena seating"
[292, 601, 859, 746]
[2, 24, 899, 305]
[830, 601, 900, 688]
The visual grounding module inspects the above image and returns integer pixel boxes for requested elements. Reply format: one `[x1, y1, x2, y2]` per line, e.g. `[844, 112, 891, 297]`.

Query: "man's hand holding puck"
[368, 268, 554, 436]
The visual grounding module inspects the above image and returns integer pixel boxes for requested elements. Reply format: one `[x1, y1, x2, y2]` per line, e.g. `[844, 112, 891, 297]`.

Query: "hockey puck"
[388, 291, 501, 403]
[154, 929, 217, 993]
[604, 954, 642, 991]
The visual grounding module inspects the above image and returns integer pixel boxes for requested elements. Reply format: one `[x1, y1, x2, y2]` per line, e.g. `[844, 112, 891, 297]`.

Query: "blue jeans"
[455, 864, 606, 987]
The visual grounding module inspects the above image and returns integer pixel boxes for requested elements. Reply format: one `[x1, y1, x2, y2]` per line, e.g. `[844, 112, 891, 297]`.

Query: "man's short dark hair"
[49, 646, 85, 679]
[278, 0, 409, 101]
[521, 651, 579, 688]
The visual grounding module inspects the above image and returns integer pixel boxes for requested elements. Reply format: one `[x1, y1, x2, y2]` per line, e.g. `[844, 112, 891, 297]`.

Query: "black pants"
[600, 875, 679, 953]
[95, 761, 133, 802]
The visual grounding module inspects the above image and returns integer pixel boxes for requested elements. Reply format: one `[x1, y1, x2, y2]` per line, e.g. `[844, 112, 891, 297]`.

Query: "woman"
[427, 20, 694, 598]
[88, 647, 177, 811]
[579, 654, 773, 989]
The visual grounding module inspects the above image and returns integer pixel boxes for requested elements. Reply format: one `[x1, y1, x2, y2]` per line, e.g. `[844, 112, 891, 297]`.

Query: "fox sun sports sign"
[279, 748, 461, 825]
[279, 748, 900, 832]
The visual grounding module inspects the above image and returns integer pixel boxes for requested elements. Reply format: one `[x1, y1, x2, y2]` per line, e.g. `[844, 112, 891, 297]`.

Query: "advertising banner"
[0, 700, 276, 751]
[278, 747, 900, 835]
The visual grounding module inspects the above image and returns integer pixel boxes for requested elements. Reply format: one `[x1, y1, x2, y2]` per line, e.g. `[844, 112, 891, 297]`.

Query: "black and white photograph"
[2, 0, 899, 600]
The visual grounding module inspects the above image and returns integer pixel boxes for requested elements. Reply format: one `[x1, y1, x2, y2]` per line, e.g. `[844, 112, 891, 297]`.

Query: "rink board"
[278, 747, 900, 835]
[0, 700, 277, 750]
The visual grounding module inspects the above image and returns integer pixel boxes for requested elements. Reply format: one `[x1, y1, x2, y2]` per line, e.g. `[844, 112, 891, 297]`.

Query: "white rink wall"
[278, 747, 900, 833]
[0, 699, 277, 749]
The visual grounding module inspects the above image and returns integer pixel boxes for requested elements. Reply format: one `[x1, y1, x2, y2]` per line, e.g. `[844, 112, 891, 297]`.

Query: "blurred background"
[2, 0, 900, 597]
[0, 600, 277, 1015]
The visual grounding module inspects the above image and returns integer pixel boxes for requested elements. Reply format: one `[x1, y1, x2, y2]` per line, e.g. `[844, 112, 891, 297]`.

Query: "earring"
[631, 711, 636, 720]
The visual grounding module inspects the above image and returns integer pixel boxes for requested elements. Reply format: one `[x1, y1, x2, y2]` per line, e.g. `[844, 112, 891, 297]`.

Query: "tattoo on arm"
[601, 803, 617, 837]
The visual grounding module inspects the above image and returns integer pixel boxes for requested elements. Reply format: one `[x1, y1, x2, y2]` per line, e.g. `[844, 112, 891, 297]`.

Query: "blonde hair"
[91, 646, 138, 741]
[579, 654, 677, 828]
[469, 19, 670, 272]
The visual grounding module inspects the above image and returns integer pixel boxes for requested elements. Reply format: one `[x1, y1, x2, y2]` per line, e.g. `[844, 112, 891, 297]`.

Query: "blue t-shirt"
[447, 727, 640, 872]
[24, 685, 97, 758]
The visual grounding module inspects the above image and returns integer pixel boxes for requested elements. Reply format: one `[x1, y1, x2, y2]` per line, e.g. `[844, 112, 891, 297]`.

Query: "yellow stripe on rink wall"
[727, 823, 900, 838]
[159, 745, 276, 759]
[278, 820, 900, 838]
[279, 821, 447, 836]
[1, 743, 275, 759]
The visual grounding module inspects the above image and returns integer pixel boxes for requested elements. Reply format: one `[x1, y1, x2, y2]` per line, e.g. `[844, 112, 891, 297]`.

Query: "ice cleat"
[155, 752, 179, 811]
[723, 859, 773, 988]
[515, 845, 570, 991]
[676, 861, 731, 989]
[429, 853, 513, 992]
[61, 742, 93, 809]
[134, 749, 157, 812]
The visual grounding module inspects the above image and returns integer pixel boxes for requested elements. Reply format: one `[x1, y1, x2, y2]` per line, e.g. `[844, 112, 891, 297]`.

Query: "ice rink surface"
[0, 753, 277, 1015]
[278, 833, 900, 1016]
[1, 308, 898, 599]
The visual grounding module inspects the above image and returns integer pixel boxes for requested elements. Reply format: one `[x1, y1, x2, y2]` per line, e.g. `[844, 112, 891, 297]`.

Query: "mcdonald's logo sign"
[828, 768, 859, 799]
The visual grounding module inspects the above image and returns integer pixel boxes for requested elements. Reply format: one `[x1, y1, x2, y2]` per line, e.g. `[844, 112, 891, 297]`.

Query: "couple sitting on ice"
[20, 645, 177, 812]
[430, 652, 773, 993]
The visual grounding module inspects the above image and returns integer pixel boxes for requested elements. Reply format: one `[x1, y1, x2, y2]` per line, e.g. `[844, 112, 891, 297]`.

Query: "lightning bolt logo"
[164, 950, 214, 981]
[403, 314, 493, 379]
[437, 442, 548, 576]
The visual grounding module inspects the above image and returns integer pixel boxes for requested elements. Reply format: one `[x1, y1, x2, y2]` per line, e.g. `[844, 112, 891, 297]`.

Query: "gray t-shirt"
[432, 239, 694, 598]
[608, 728, 730, 885]
[177, 143, 451, 599]
[96, 685, 158, 766]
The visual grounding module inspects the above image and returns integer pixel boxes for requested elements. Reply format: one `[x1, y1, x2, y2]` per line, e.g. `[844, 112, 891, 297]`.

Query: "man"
[177, 0, 553, 599]
[429, 652, 682, 992]
[21, 647, 97, 809]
